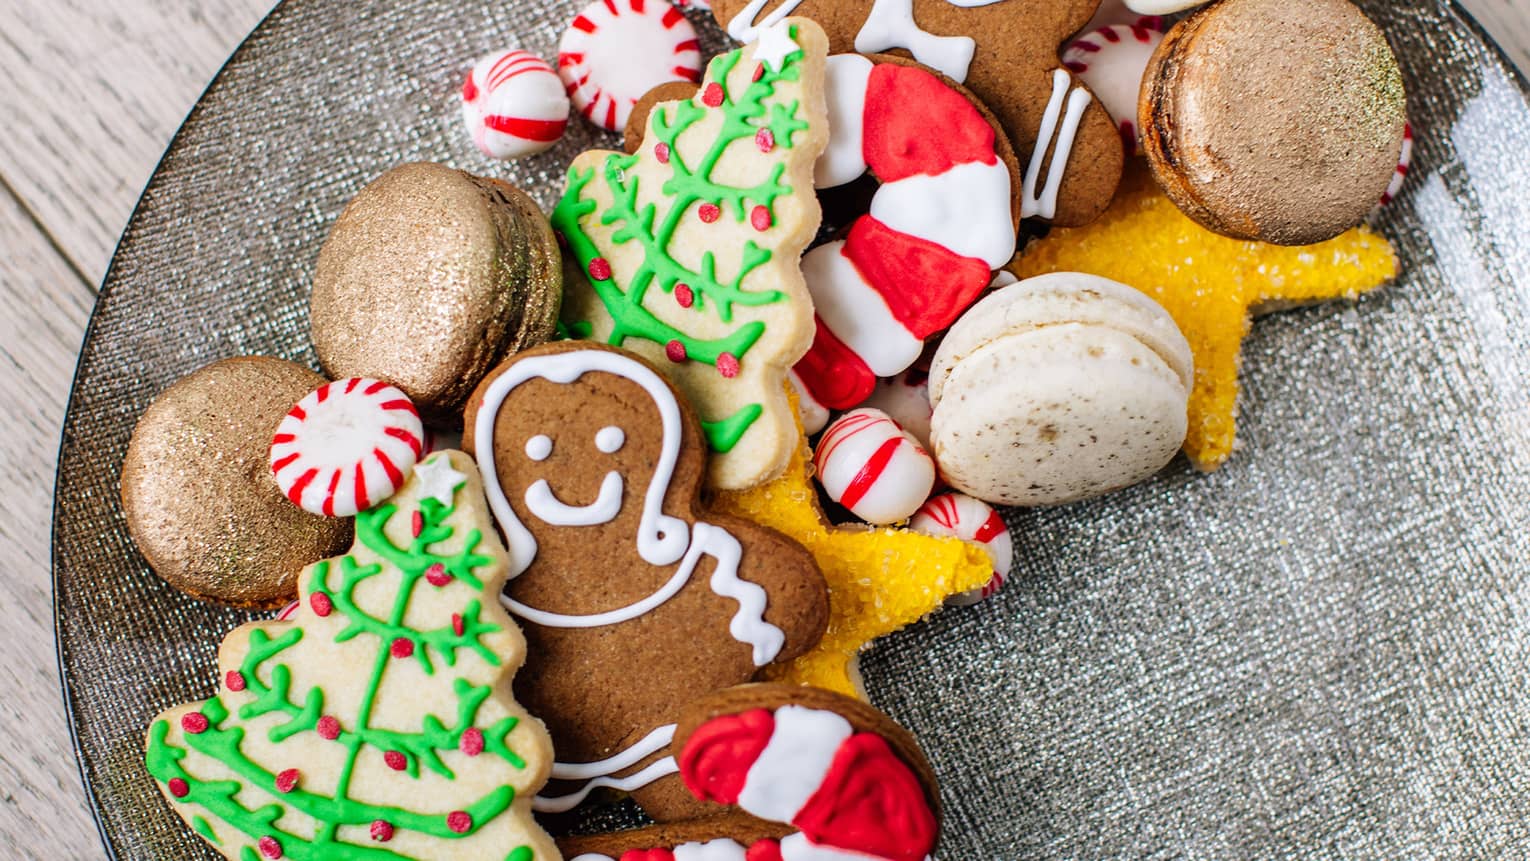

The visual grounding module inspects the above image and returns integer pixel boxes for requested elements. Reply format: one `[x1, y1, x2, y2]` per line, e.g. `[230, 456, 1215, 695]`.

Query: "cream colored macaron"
[929, 273, 1192, 506]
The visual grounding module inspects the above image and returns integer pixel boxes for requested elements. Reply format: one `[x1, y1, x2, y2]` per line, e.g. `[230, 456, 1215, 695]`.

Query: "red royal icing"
[716, 352, 740, 378]
[795, 317, 877, 410]
[317, 715, 341, 740]
[750, 205, 772, 232]
[791, 733, 937, 861]
[310, 592, 333, 617]
[589, 257, 613, 281]
[755, 128, 775, 152]
[390, 638, 414, 659]
[744, 840, 784, 861]
[225, 670, 246, 692]
[425, 563, 453, 586]
[619, 849, 676, 861]
[655, 142, 671, 164]
[258, 835, 283, 859]
[384, 751, 408, 771]
[862, 63, 997, 184]
[665, 340, 688, 363]
[675, 283, 694, 308]
[370, 820, 395, 842]
[167, 778, 190, 799]
[446, 811, 473, 834]
[410, 510, 423, 537]
[842, 216, 991, 339]
[697, 203, 721, 223]
[181, 713, 209, 734]
[701, 82, 725, 107]
[275, 768, 300, 793]
[452, 613, 465, 636]
[677, 707, 775, 805]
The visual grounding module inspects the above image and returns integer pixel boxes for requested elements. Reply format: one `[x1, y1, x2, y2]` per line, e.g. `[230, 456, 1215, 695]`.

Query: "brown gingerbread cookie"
[560, 683, 941, 861]
[710, 0, 1121, 226]
[462, 342, 829, 821]
[622, 81, 702, 154]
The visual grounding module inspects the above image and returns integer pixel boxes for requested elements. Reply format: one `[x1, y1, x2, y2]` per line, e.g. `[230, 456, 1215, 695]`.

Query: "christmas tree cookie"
[145, 450, 558, 861]
[552, 18, 830, 490]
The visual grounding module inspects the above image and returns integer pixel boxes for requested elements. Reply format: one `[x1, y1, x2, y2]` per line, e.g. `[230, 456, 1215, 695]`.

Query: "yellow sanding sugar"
[1014, 164, 1397, 470]
[713, 422, 993, 698]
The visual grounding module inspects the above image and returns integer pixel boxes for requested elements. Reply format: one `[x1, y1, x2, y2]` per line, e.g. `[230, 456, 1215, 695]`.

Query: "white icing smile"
[523, 471, 623, 526]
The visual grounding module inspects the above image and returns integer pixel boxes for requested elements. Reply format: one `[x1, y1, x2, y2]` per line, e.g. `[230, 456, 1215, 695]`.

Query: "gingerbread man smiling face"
[712, 0, 1123, 226]
[464, 342, 828, 820]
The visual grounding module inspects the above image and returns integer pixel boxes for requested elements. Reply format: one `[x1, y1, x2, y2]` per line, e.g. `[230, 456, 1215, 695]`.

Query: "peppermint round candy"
[269, 379, 424, 517]
[461, 49, 570, 160]
[1379, 122, 1413, 206]
[910, 493, 1013, 606]
[557, 0, 702, 132]
[814, 408, 935, 526]
[1063, 24, 1165, 156]
[857, 369, 932, 450]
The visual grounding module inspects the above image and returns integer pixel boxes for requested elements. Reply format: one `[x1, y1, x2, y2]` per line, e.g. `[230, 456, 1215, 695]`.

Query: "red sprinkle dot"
[446, 811, 473, 834]
[674, 283, 694, 308]
[755, 128, 775, 152]
[390, 638, 414, 659]
[411, 510, 423, 537]
[750, 205, 772, 232]
[370, 820, 394, 842]
[275, 769, 300, 793]
[665, 340, 688, 363]
[384, 751, 407, 771]
[309, 592, 332, 617]
[717, 352, 740, 378]
[451, 613, 465, 636]
[167, 778, 190, 799]
[424, 563, 452, 587]
[258, 836, 283, 859]
[181, 712, 209, 734]
[460, 728, 485, 756]
[697, 203, 721, 223]
[317, 715, 341, 740]
[701, 82, 724, 107]
[655, 142, 670, 164]
[225, 670, 246, 692]
[588, 257, 613, 281]
[752, 63, 765, 82]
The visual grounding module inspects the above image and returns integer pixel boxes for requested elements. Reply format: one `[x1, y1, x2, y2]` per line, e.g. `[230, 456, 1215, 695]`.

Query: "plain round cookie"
[120, 357, 351, 608]
[929, 273, 1192, 506]
[1138, 0, 1406, 246]
[310, 162, 562, 425]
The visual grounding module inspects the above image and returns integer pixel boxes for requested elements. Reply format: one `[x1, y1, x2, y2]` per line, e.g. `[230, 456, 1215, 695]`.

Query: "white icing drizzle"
[523, 471, 624, 526]
[533, 755, 680, 813]
[1020, 69, 1093, 221]
[814, 54, 874, 189]
[738, 705, 854, 822]
[551, 723, 676, 780]
[726, 0, 806, 42]
[475, 349, 690, 575]
[524, 434, 553, 461]
[595, 425, 626, 453]
[499, 550, 692, 628]
[691, 522, 785, 667]
[854, 0, 976, 83]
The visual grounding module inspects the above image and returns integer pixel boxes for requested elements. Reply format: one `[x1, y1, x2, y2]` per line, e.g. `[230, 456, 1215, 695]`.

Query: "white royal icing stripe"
[854, 0, 976, 83]
[815, 54, 873, 189]
[802, 241, 924, 377]
[693, 522, 786, 667]
[726, 0, 807, 42]
[551, 723, 676, 781]
[870, 159, 1016, 268]
[738, 706, 854, 823]
[1021, 69, 1093, 221]
[780, 833, 896, 861]
[533, 754, 679, 813]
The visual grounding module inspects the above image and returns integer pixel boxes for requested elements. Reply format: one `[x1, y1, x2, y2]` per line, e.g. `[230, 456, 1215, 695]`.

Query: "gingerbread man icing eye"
[595, 426, 625, 454]
[526, 434, 554, 461]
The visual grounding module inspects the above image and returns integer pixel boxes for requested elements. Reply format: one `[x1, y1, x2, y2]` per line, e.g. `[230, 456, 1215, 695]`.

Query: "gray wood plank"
[0, 184, 102, 859]
[0, 0, 275, 285]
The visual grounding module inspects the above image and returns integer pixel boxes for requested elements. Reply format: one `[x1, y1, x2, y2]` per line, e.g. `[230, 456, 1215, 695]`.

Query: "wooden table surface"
[1, 1, 1524, 857]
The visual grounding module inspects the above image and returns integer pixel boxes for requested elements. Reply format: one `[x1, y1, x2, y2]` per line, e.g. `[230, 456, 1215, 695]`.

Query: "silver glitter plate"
[54, 1, 1530, 857]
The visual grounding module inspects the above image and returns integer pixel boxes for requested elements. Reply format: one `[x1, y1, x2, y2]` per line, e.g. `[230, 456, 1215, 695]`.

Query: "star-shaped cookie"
[1014, 164, 1398, 470]
[713, 406, 993, 697]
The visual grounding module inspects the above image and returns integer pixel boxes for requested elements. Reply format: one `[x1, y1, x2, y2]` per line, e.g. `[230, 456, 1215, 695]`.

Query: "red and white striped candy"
[269, 379, 424, 517]
[461, 49, 570, 160]
[557, 0, 702, 132]
[814, 408, 934, 525]
[910, 493, 1013, 606]
[1085, 0, 1165, 32]
[1379, 122, 1414, 206]
[1063, 24, 1164, 156]
[857, 368, 932, 450]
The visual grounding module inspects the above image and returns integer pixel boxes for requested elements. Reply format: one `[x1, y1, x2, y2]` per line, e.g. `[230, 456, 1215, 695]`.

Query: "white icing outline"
[533, 755, 680, 813]
[738, 705, 854, 822]
[726, 0, 807, 42]
[551, 723, 676, 780]
[1021, 69, 1093, 221]
[854, 0, 976, 83]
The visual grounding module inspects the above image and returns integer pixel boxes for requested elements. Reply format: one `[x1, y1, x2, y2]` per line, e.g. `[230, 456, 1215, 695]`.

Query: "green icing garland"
[551, 32, 810, 454]
[145, 475, 538, 860]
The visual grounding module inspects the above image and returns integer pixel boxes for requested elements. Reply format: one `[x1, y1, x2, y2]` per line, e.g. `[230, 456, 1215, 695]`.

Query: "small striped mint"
[557, 0, 702, 132]
[269, 378, 424, 517]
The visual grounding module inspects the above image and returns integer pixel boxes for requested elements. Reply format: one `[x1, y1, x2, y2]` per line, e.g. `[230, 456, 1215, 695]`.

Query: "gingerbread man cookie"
[712, 0, 1123, 226]
[463, 343, 829, 821]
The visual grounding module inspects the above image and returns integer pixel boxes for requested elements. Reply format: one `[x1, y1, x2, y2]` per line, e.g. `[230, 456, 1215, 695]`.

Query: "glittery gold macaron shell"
[119, 356, 352, 608]
[309, 162, 562, 425]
